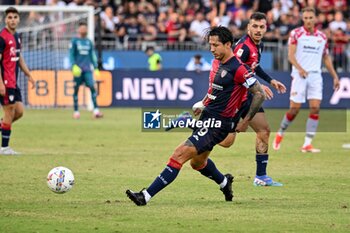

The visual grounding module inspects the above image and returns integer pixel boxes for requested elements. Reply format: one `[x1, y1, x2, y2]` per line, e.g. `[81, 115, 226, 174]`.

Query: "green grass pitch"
[0, 108, 349, 233]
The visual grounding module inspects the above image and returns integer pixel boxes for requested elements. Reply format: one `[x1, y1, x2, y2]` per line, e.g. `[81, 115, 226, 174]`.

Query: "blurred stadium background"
[0, 2, 350, 233]
[0, 1, 349, 109]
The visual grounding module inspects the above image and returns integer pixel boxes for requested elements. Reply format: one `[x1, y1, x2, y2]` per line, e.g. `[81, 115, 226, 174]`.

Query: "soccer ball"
[47, 166, 75, 194]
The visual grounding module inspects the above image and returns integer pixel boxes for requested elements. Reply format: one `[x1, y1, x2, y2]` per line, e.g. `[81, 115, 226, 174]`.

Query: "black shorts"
[229, 94, 265, 133]
[239, 95, 265, 119]
[188, 110, 238, 154]
[0, 87, 22, 105]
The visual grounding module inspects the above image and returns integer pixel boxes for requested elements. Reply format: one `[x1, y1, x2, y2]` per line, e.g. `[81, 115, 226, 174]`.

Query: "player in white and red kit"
[273, 7, 340, 153]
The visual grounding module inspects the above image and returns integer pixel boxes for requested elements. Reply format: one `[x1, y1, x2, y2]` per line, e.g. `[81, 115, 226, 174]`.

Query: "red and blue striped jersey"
[204, 56, 256, 119]
[0, 28, 21, 89]
[233, 34, 263, 70]
[233, 34, 273, 100]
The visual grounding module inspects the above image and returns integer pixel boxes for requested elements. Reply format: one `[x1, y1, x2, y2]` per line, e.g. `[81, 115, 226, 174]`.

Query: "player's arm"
[323, 54, 340, 91]
[0, 54, 5, 96]
[236, 80, 265, 132]
[253, 71, 275, 99]
[69, 39, 76, 67]
[89, 41, 98, 69]
[0, 37, 5, 96]
[255, 65, 272, 83]
[192, 93, 208, 116]
[255, 65, 286, 94]
[156, 54, 162, 70]
[236, 69, 266, 133]
[245, 80, 265, 120]
[288, 43, 307, 78]
[89, 41, 100, 76]
[69, 40, 82, 76]
[19, 55, 35, 89]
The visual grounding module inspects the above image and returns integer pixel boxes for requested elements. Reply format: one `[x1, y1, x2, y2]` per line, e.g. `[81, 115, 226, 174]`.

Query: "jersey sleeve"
[87, 40, 98, 69]
[235, 64, 257, 89]
[155, 53, 162, 63]
[233, 43, 250, 63]
[0, 37, 6, 55]
[255, 65, 272, 84]
[288, 29, 297, 45]
[323, 39, 329, 56]
[69, 39, 76, 67]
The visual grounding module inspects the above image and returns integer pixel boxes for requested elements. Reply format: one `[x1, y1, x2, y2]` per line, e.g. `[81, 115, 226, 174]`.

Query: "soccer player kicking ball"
[0, 7, 35, 155]
[168, 13, 286, 187]
[126, 26, 266, 206]
[70, 22, 103, 119]
[273, 7, 340, 153]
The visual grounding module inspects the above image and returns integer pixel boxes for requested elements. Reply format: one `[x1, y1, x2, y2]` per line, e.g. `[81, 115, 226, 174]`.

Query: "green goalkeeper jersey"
[69, 37, 98, 72]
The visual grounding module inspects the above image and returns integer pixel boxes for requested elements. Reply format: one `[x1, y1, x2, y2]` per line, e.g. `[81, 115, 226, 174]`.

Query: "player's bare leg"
[250, 113, 282, 186]
[273, 101, 301, 150]
[0, 104, 18, 155]
[12, 101, 24, 123]
[219, 133, 236, 148]
[250, 113, 270, 154]
[301, 99, 321, 153]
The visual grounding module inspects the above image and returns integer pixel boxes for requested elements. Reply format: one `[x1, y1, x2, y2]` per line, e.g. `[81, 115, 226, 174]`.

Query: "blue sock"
[1, 123, 11, 147]
[146, 159, 181, 197]
[73, 86, 79, 112]
[256, 154, 268, 176]
[198, 158, 225, 185]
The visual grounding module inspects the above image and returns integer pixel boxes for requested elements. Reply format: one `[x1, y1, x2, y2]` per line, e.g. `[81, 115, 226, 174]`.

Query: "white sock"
[93, 108, 100, 114]
[303, 116, 319, 147]
[303, 136, 313, 147]
[142, 190, 152, 203]
[219, 177, 227, 189]
[74, 111, 80, 114]
[278, 114, 294, 135]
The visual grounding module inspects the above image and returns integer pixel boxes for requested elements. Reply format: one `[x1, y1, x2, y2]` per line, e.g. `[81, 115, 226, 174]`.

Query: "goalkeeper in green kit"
[70, 21, 103, 119]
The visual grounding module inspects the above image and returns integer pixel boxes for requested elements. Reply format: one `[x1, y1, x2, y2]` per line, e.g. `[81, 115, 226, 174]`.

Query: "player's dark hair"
[5, 7, 19, 16]
[206, 26, 233, 46]
[250, 12, 266, 21]
[145, 46, 154, 52]
[302, 7, 316, 14]
[194, 54, 202, 59]
[78, 21, 87, 27]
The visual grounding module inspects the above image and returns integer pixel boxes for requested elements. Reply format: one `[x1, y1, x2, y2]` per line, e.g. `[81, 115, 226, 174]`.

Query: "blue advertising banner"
[111, 70, 350, 108]
[111, 70, 209, 107]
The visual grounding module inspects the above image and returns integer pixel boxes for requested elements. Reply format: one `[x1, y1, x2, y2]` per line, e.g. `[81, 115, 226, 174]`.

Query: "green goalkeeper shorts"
[74, 71, 94, 88]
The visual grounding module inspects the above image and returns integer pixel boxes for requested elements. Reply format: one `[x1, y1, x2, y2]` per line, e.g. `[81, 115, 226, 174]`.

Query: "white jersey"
[288, 26, 328, 74]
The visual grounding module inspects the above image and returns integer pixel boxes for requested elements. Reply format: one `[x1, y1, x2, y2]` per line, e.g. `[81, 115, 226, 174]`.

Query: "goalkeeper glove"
[94, 68, 100, 77]
[72, 64, 82, 77]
